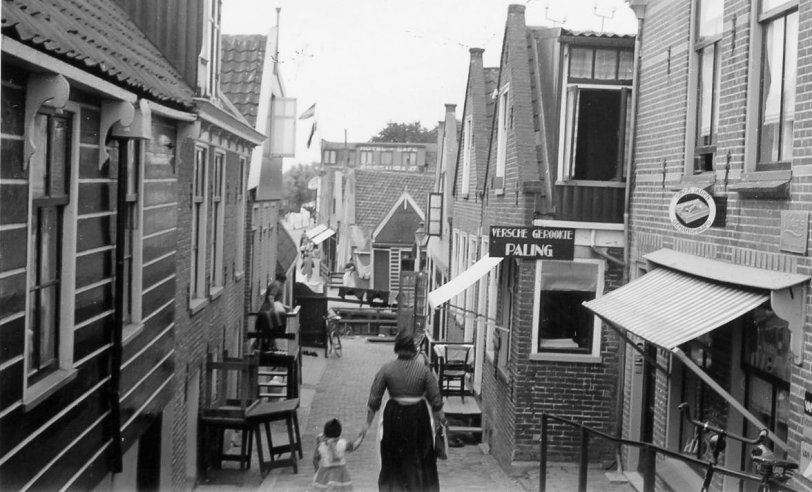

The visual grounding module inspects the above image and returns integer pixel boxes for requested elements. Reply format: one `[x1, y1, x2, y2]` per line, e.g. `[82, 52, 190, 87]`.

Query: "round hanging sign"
[668, 187, 716, 235]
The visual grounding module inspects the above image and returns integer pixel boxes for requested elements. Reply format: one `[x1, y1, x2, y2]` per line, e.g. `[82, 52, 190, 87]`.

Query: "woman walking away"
[362, 330, 446, 491]
[313, 418, 365, 491]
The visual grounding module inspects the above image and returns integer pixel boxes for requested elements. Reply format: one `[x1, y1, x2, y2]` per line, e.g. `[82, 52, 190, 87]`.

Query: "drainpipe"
[614, 0, 646, 475]
[109, 138, 128, 473]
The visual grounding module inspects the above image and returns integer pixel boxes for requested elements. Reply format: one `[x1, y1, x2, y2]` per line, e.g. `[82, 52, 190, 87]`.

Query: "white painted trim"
[121, 324, 173, 371]
[0, 133, 23, 141]
[532, 219, 624, 230]
[73, 343, 112, 368]
[0, 267, 25, 280]
[77, 178, 116, 184]
[142, 299, 174, 324]
[121, 351, 173, 401]
[77, 210, 116, 219]
[143, 227, 177, 241]
[143, 250, 176, 268]
[0, 179, 27, 185]
[143, 274, 175, 294]
[371, 191, 426, 240]
[2, 37, 137, 104]
[143, 201, 177, 211]
[0, 312, 25, 325]
[73, 310, 115, 331]
[0, 401, 22, 420]
[530, 258, 606, 360]
[75, 278, 113, 295]
[0, 223, 26, 231]
[58, 441, 111, 492]
[145, 100, 196, 122]
[0, 355, 23, 371]
[75, 244, 115, 258]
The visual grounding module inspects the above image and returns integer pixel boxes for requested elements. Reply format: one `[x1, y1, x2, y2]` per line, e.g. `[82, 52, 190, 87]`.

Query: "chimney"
[469, 47, 484, 60]
[445, 104, 457, 116]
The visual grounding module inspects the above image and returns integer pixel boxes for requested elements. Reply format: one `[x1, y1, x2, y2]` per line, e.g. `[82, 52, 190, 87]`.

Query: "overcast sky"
[222, 0, 638, 167]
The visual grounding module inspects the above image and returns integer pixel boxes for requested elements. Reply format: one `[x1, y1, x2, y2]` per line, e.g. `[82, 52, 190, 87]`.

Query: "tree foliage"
[282, 162, 318, 215]
[369, 121, 438, 143]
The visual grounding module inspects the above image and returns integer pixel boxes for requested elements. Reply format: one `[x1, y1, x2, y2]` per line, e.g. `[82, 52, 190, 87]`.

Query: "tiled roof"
[355, 170, 436, 233]
[559, 28, 635, 40]
[221, 34, 266, 127]
[2, 0, 194, 107]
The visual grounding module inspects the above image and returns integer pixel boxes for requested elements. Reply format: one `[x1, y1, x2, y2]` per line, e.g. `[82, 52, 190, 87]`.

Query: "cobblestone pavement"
[197, 335, 636, 492]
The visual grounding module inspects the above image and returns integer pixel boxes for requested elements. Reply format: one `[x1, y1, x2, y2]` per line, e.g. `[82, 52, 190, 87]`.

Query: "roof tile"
[220, 34, 266, 127]
[355, 170, 436, 233]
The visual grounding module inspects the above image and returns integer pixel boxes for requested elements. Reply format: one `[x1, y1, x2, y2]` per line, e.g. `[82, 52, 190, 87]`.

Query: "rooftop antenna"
[544, 3, 567, 27]
[593, 2, 616, 32]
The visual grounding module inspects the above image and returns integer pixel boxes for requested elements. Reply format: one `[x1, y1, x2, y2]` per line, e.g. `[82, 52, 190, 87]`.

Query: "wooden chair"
[439, 344, 473, 402]
[200, 352, 264, 473]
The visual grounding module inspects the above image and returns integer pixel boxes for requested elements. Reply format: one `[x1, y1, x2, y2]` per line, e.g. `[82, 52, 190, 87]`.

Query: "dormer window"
[198, 0, 221, 97]
[558, 45, 633, 182]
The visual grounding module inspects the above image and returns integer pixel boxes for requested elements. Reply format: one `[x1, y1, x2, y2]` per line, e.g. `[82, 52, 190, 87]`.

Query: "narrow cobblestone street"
[197, 335, 636, 492]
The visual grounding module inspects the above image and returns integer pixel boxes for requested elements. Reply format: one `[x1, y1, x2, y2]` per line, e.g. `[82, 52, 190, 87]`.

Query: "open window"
[558, 46, 633, 183]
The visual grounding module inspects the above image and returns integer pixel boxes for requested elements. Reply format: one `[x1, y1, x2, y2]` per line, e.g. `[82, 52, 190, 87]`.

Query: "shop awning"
[305, 224, 336, 245]
[428, 256, 503, 309]
[583, 267, 769, 350]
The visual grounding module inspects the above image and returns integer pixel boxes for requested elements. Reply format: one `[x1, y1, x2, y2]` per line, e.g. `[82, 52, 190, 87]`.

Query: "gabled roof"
[354, 170, 435, 233]
[221, 34, 267, 127]
[2, 0, 194, 108]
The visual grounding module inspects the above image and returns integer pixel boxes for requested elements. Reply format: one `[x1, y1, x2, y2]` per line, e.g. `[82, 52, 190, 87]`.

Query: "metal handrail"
[538, 413, 799, 492]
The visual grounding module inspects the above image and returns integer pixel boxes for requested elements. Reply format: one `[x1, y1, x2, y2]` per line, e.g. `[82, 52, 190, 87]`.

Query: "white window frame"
[485, 261, 499, 363]
[234, 156, 246, 279]
[190, 145, 209, 310]
[122, 140, 144, 338]
[209, 150, 226, 297]
[270, 97, 297, 157]
[684, 0, 724, 177]
[530, 258, 605, 362]
[23, 102, 80, 404]
[198, 0, 221, 97]
[464, 235, 478, 341]
[323, 149, 337, 164]
[360, 150, 373, 166]
[743, 0, 798, 176]
[495, 84, 509, 194]
[461, 115, 472, 196]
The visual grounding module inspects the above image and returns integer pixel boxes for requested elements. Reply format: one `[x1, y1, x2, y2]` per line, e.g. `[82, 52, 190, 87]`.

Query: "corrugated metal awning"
[428, 256, 502, 309]
[583, 267, 769, 349]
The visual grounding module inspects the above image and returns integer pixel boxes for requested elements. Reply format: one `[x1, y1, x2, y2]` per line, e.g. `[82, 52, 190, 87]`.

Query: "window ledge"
[494, 188, 505, 196]
[24, 368, 78, 412]
[728, 171, 791, 199]
[530, 352, 602, 363]
[122, 322, 145, 345]
[209, 286, 224, 301]
[189, 297, 209, 316]
[234, 271, 244, 282]
[677, 172, 715, 192]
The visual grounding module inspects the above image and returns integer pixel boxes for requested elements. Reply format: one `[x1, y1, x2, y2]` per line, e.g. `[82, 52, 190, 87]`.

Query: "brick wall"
[630, 0, 812, 489]
[170, 127, 255, 488]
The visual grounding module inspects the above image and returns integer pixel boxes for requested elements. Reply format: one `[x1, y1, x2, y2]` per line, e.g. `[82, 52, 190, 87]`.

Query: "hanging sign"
[489, 226, 575, 260]
[669, 187, 717, 235]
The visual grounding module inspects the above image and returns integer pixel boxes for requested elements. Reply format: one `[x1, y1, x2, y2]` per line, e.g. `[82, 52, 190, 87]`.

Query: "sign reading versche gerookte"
[489, 226, 575, 260]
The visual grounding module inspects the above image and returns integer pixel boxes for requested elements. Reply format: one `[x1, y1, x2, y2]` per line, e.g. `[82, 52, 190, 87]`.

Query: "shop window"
[533, 260, 603, 358]
[746, 0, 798, 172]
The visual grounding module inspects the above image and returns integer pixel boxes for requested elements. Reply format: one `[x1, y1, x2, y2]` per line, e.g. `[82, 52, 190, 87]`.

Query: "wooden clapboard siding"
[122, 303, 173, 363]
[74, 316, 112, 362]
[143, 205, 177, 236]
[142, 253, 176, 289]
[0, 317, 24, 367]
[0, 353, 110, 460]
[76, 249, 115, 288]
[0, 183, 27, 224]
[142, 180, 175, 207]
[119, 355, 173, 431]
[0, 385, 108, 491]
[141, 277, 175, 319]
[143, 229, 177, 263]
[0, 358, 24, 410]
[74, 282, 115, 324]
[120, 332, 173, 397]
[76, 215, 116, 253]
[77, 182, 116, 215]
[0, 273, 25, 318]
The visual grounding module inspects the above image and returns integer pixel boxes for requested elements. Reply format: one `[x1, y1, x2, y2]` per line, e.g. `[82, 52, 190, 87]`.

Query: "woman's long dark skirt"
[378, 400, 439, 492]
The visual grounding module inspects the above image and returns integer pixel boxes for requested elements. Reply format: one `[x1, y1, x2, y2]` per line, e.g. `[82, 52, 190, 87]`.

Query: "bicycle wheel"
[332, 332, 342, 358]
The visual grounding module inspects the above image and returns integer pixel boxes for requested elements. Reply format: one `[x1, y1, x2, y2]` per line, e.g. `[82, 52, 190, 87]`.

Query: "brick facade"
[627, 0, 812, 490]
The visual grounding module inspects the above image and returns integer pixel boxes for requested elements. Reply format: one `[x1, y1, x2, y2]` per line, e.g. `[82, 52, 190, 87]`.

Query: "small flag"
[307, 120, 318, 148]
[299, 103, 316, 120]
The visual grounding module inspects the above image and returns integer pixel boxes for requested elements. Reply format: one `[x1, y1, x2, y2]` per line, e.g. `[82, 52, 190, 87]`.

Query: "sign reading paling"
[489, 226, 575, 260]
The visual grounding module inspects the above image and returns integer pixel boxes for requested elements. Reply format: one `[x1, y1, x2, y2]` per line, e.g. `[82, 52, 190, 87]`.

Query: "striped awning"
[583, 267, 769, 349]
[428, 256, 503, 309]
[305, 224, 336, 245]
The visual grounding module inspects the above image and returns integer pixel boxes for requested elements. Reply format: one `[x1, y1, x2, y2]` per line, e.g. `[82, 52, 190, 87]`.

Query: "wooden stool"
[246, 398, 302, 475]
